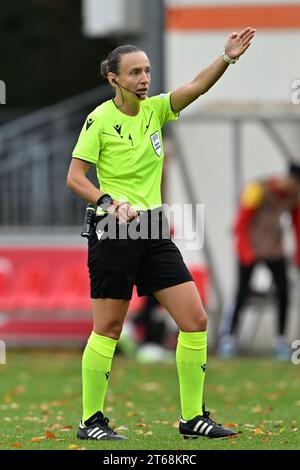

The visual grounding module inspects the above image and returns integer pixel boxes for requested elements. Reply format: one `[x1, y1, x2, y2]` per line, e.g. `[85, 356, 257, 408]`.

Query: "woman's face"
[116, 51, 151, 100]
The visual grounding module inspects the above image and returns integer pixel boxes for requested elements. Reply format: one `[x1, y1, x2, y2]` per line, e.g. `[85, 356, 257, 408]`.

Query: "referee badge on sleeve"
[150, 131, 162, 157]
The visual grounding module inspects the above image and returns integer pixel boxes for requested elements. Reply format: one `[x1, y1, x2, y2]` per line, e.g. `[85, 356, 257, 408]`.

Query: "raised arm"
[170, 27, 256, 113]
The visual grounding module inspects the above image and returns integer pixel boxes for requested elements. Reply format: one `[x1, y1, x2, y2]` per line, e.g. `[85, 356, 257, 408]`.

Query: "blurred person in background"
[67, 27, 255, 441]
[218, 163, 300, 360]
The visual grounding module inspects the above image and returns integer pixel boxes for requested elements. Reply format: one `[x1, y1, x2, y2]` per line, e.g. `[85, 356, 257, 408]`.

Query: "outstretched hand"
[225, 27, 256, 60]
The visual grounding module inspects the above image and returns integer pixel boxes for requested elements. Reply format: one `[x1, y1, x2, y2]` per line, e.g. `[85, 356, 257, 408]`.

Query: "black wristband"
[96, 194, 114, 211]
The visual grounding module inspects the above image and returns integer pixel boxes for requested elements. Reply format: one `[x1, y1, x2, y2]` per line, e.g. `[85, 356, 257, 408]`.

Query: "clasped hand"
[107, 201, 138, 224]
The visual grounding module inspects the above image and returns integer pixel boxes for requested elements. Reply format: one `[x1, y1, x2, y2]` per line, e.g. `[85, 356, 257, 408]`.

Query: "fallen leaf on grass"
[68, 444, 81, 449]
[51, 423, 62, 430]
[136, 423, 149, 428]
[11, 442, 22, 448]
[31, 437, 43, 442]
[227, 434, 239, 440]
[45, 431, 57, 439]
[172, 420, 180, 428]
[223, 422, 239, 428]
[23, 416, 40, 422]
[114, 425, 129, 431]
[144, 431, 153, 436]
[255, 427, 265, 435]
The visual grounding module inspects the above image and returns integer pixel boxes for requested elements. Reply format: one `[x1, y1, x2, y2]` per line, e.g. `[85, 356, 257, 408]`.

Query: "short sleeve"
[150, 92, 180, 127]
[72, 112, 102, 164]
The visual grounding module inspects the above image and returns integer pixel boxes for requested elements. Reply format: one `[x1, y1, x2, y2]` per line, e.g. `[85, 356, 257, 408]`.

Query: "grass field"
[0, 350, 299, 450]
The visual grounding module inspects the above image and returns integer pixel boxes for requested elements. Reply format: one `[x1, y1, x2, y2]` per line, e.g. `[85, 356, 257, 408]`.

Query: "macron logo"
[113, 124, 122, 135]
[96, 229, 105, 241]
[86, 117, 94, 130]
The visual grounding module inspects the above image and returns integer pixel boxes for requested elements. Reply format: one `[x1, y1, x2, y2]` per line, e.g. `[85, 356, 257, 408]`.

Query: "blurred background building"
[0, 0, 299, 353]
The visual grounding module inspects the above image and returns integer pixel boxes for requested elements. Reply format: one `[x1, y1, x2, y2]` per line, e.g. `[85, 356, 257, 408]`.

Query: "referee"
[67, 28, 255, 441]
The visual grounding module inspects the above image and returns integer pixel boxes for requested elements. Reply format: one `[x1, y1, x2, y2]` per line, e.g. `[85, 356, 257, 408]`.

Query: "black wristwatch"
[96, 194, 114, 211]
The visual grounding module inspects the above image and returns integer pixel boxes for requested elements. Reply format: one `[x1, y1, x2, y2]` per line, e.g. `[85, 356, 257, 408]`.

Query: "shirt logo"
[150, 131, 162, 157]
[96, 229, 105, 241]
[86, 117, 94, 130]
[113, 124, 122, 135]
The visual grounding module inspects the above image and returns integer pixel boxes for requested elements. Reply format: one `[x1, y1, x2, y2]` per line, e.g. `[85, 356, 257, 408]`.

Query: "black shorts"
[87, 208, 193, 300]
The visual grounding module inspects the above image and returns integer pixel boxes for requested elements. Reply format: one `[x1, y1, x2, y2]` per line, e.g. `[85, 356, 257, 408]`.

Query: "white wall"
[166, 31, 300, 104]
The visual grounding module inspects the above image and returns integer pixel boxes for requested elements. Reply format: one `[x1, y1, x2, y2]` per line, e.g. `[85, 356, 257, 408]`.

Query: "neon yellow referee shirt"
[72, 92, 179, 211]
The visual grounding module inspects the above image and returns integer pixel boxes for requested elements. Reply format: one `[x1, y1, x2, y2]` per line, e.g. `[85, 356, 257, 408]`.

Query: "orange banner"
[166, 4, 300, 30]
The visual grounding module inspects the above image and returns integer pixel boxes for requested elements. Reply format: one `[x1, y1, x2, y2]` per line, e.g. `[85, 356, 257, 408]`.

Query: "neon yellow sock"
[176, 330, 207, 421]
[82, 331, 117, 424]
